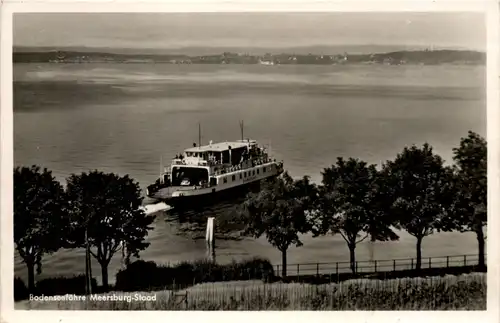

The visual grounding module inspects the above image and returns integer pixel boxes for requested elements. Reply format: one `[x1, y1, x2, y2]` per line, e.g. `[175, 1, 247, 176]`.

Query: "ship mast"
[239, 120, 244, 141]
[198, 123, 201, 147]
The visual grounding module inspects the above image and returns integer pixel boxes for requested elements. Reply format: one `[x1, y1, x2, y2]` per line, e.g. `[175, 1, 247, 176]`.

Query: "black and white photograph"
[1, 0, 498, 317]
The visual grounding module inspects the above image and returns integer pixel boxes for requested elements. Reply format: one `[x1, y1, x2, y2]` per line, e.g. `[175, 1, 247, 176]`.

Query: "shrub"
[14, 277, 29, 301]
[115, 260, 159, 291]
[239, 257, 275, 282]
[114, 257, 275, 292]
[35, 275, 97, 296]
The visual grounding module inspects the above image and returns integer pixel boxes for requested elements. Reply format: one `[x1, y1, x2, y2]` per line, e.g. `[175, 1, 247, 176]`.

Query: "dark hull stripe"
[151, 178, 273, 210]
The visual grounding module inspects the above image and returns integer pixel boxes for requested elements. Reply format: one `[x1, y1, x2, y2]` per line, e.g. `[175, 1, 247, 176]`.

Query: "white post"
[205, 217, 212, 244]
[206, 217, 215, 262]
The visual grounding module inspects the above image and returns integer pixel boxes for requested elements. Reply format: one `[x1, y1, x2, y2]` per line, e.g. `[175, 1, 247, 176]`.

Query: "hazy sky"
[14, 12, 485, 50]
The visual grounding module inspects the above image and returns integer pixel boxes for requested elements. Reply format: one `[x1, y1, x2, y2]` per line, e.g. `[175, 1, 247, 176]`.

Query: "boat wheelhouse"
[146, 137, 284, 208]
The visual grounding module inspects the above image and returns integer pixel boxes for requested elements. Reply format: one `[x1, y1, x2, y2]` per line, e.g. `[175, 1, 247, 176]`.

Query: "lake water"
[13, 63, 486, 284]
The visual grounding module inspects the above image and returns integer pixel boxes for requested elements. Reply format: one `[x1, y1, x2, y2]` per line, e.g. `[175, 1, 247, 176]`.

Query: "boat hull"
[147, 176, 276, 211]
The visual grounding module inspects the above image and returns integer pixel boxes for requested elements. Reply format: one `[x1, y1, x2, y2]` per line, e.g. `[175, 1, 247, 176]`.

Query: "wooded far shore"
[13, 49, 485, 65]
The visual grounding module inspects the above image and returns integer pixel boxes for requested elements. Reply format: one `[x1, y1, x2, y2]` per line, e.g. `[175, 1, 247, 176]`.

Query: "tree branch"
[106, 240, 122, 263]
[355, 233, 369, 245]
[97, 243, 103, 260]
[339, 230, 349, 244]
[89, 248, 98, 260]
[110, 240, 122, 256]
[18, 246, 26, 259]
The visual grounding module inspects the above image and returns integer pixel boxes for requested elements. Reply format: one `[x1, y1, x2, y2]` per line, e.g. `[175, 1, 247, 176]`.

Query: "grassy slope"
[16, 273, 486, 310]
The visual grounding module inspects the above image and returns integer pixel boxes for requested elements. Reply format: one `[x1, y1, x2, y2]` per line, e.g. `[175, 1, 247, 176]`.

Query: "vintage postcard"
[1, 0, 499, 322]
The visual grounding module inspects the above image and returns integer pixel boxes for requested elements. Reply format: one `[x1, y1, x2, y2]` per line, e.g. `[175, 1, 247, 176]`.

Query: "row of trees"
[14, 131, 486, 292]
[14, 170, 155, 292]
[240, 131, 487, 276]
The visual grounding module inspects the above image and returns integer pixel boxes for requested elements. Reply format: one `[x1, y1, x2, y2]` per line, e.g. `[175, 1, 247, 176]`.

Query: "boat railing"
[204, 159, 223, 166]
[172, 159, 185, 165]
[172, 158, 224, 167]
[193, 182, 211, 189]
[212, 157, 278, 176]
[169, 151, 278, 173]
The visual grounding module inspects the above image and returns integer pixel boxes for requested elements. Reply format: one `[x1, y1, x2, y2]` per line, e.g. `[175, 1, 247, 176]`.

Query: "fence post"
[374, 260, 377, 272]
[446, 256, 449, 268]
[429, 257, 431, 269]
[393, 259, 396, 272]
[464, 255, 467, 266]
[316, 263, 319, 277]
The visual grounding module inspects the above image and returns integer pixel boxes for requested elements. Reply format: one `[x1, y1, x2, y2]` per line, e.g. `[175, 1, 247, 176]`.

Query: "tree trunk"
[85, 228, 92, 295]
[349, 244, 356, 274]
[27, 261, 35, 293]
[101, 262, 109, 292]
[416, 236, 423, 271]
[281, 249, 287, 277]
[476, 225, 486, 271]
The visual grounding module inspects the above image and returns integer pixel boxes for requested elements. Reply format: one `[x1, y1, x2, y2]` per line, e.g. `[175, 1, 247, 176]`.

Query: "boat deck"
[151, 185, 200, 199]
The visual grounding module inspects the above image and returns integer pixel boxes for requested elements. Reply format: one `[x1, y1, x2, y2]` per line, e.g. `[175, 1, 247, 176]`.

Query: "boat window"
[223, 177, 227, 184]
[263, 167, 266, 173]
[232, 175, 236, 181]
[253, 170, 256, 176]
[244, 172, 247, 178]
[240, 173, 242, 179]
[210, 177, 217, 186]
[171, 166, 209, 186]
[257, 169, 259, 174]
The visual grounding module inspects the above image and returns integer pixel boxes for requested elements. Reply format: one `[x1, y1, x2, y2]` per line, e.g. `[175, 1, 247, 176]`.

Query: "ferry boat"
[146, 125, 284, 209]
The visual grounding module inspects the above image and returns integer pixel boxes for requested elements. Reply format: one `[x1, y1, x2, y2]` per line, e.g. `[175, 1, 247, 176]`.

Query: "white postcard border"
[1, 1, 498, 323]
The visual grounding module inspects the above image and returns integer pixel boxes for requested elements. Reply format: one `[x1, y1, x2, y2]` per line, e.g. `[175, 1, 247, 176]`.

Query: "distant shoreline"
[13, 49, 485, 66]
